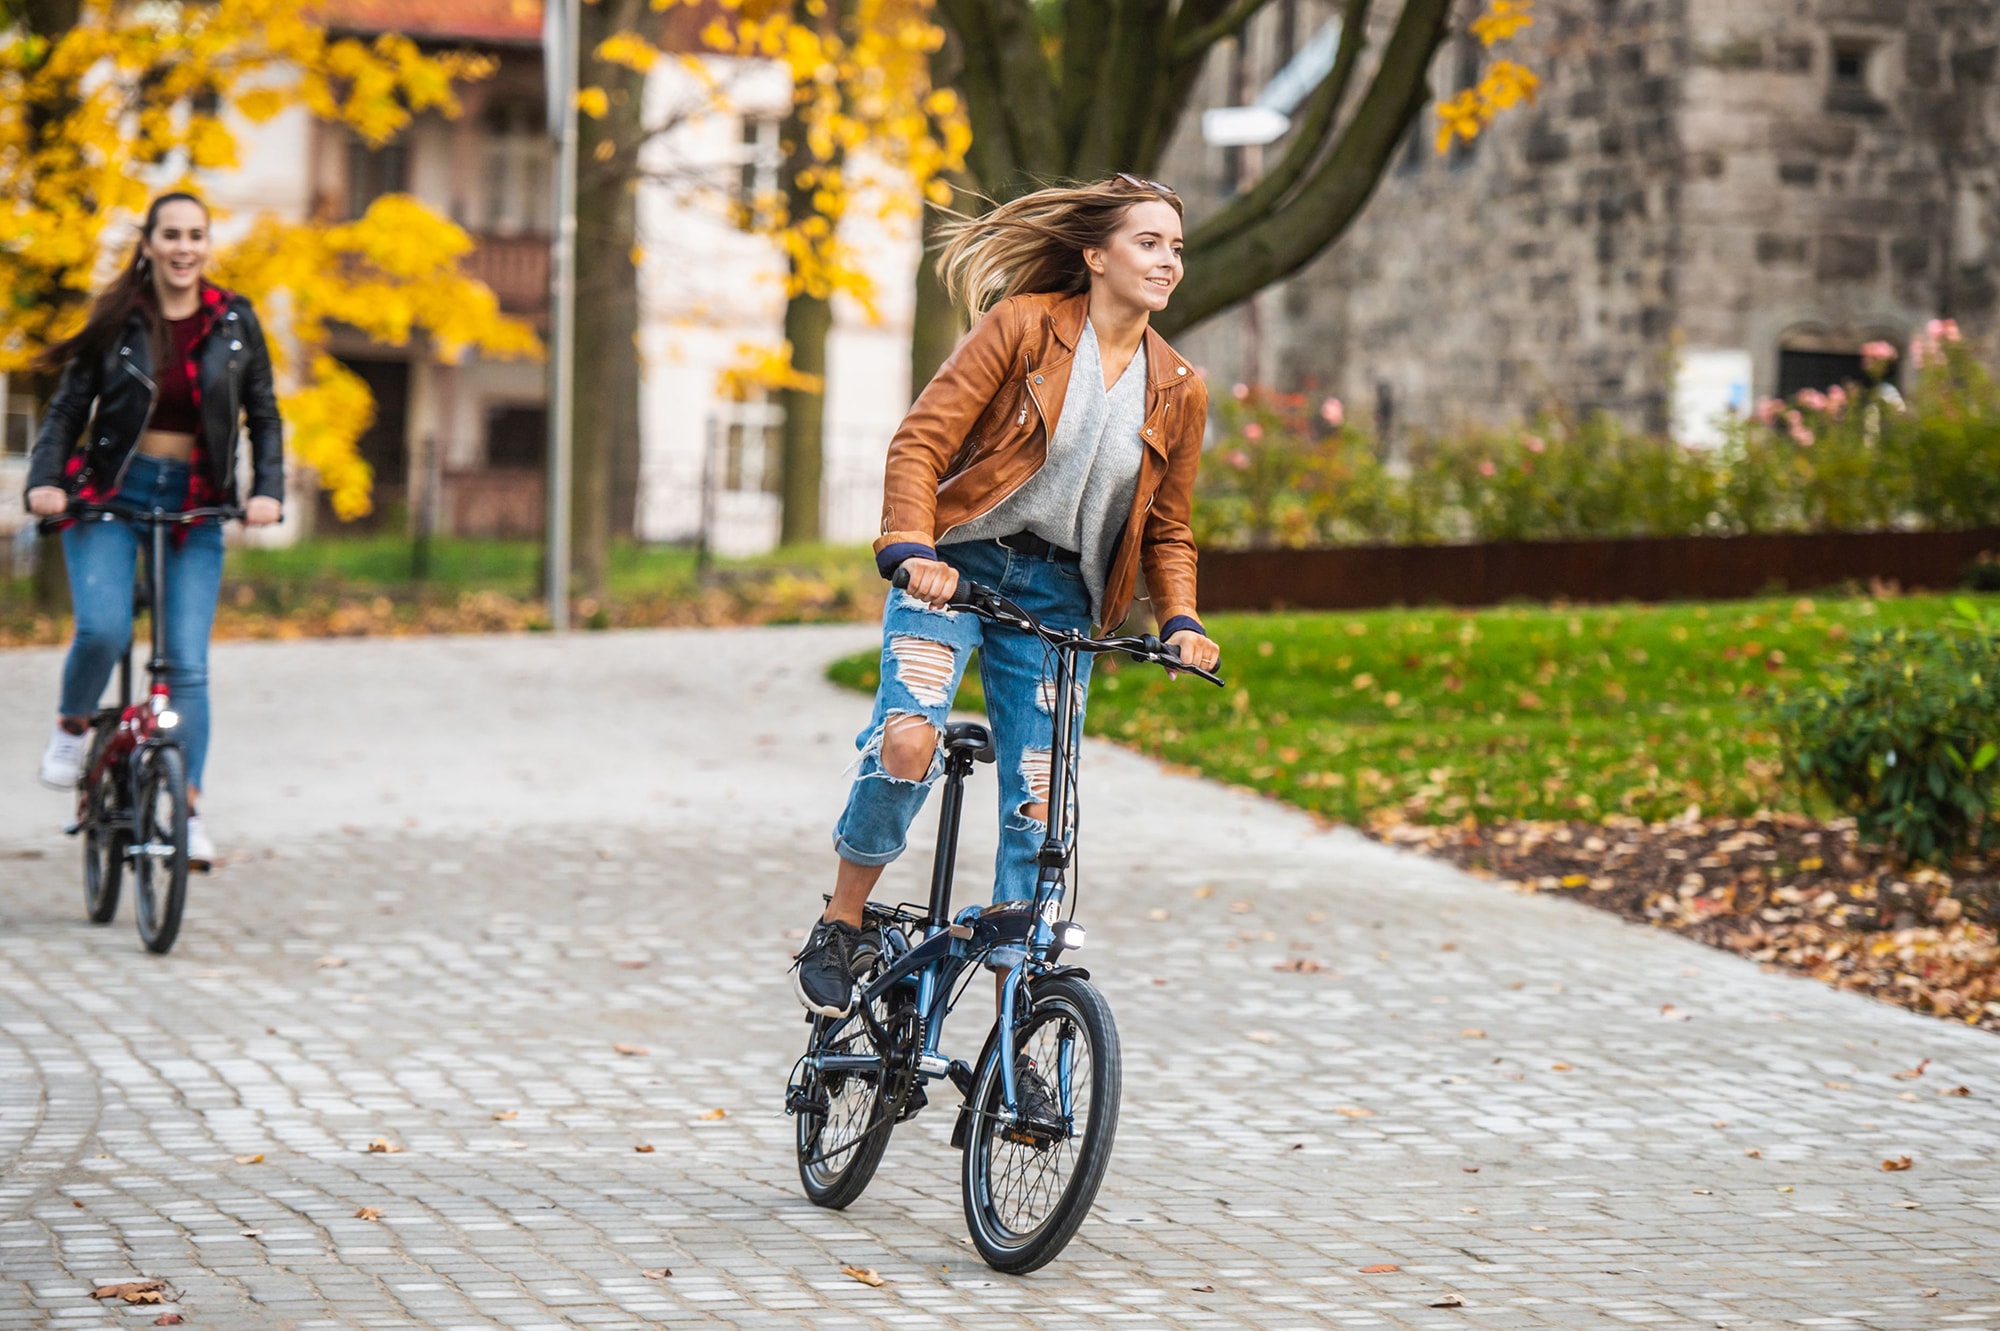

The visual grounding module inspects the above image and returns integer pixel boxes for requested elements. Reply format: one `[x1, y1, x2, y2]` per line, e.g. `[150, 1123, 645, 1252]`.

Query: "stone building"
[1164, 0, 2000, 443]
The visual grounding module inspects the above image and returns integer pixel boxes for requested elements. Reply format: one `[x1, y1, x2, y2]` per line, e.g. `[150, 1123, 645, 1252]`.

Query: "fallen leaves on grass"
[354, 1206, 384, 1221]
[91, 1280, 169, 1304]
[840, 1265, 886, 1287]
[365, 1139, 404, 1154]
[1882, 1155, 1914, 1171]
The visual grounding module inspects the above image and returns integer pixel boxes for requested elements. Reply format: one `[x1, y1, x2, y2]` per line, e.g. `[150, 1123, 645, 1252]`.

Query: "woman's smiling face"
[142, 199, 211, 298]
[1085, 198, 1184, 312]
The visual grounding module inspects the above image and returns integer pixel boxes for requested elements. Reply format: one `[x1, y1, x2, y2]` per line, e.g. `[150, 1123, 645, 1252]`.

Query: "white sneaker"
[186, 814, 215, 871]
[38, 724, 88, 790]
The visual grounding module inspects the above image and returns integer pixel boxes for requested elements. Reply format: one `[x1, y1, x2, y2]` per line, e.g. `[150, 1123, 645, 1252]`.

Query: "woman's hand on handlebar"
[244, 496, 282, 527]
[26, 486, 66, 517]
[895, 557, 960, 609]
[1165, 628, 1221, 679]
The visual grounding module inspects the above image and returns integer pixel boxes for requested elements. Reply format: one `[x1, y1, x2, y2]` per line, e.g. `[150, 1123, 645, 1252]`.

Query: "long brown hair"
[35, 191, 210, 373]
[934, 174, 1184, 314]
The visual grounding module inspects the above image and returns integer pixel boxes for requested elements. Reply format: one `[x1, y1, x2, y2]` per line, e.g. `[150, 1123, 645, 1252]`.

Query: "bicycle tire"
[795, 986, 908, 1209]
[131, 743, 189, 955]
[961, 973, 1121, 1273]
[81, 732, 126, 925]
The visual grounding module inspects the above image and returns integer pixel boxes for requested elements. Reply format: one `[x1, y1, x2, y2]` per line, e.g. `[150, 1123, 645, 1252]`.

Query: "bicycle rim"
[962, 975, 1121, 1273]
[132, 745, 189, 954]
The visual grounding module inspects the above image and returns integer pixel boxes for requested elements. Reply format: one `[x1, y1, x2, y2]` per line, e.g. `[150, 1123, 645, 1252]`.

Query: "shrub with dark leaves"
[1774, 604, 2000, 864]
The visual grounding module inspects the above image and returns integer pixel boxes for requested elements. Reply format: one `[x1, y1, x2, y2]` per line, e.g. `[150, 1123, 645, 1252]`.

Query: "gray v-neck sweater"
[942, 321, 1147, 624]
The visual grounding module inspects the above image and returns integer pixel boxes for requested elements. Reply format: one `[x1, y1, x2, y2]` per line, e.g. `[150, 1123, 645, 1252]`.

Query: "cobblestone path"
[3, 628, 1999, 1329]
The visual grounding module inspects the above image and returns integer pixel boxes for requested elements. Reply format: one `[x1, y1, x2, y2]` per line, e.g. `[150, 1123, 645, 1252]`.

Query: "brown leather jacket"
[875, 290, 1208, 631]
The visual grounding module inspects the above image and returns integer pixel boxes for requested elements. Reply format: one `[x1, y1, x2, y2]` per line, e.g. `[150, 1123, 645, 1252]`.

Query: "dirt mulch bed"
[1374, 812, 2000, 1037]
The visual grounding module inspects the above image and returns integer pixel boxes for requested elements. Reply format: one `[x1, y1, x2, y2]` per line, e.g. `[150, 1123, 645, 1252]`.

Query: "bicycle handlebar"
[37, 502, 246, 535]
[892, 564, 1225, 686]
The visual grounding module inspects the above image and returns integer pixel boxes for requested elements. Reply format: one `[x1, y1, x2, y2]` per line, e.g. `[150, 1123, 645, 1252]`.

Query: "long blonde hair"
[934, 174, 1184, 314]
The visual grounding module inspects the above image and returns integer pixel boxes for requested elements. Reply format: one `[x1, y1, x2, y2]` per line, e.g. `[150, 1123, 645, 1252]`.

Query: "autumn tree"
[918, 0, 1536, 374]
[0, 0, 539, 523]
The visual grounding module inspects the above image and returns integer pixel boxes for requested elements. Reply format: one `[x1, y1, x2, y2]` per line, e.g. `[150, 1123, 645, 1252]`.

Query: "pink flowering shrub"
[1194, 341, 2000, 549]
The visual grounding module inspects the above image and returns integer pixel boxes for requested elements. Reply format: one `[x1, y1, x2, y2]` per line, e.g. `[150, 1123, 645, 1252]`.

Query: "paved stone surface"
[3, 626, 2000, 1330]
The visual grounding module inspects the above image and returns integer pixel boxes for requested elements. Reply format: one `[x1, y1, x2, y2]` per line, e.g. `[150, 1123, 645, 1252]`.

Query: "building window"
[3, 392, 33, 457]
[485, 404, 547, 468]
[721, 397, 784, 494]
[347, 137, 409, 219]
[484, 102, 551, 236]
[735, 116, 782, 229]
[1826, 38, 1885, 114]
[1777, 347, 1870, 397]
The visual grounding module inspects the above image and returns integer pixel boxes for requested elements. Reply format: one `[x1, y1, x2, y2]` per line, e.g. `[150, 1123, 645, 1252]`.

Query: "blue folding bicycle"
[785, 568, 1222, 1272]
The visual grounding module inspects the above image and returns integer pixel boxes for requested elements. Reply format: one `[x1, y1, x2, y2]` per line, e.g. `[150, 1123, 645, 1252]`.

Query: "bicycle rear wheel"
[82, 732, 126, 925]
[131, 743, 189, 954]
[793, 983, 910, 1209]
[961, 973, 1121, 1273]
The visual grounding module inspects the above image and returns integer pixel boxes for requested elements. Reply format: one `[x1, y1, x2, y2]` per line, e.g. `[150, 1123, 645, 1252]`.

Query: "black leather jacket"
[24, 291, 284, 505]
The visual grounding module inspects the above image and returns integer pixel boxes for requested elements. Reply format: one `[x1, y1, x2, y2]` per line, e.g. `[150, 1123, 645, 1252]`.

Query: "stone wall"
[1161, 0, 2000, 441]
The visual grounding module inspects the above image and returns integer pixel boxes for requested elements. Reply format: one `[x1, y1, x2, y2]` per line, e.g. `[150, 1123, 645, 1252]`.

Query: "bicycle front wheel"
[131, 743, 189, 954]
[82, 733, 126, 925]
[962, 973, 1121, 1273]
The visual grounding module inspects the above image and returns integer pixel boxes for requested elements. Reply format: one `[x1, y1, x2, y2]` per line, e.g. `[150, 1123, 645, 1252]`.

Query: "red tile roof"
[314, 0, 543, 45]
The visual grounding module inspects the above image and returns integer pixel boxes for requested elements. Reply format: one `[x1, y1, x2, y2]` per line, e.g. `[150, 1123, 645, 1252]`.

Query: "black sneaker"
[1002, 1056, 1066, 1146]
[793, 917, 874, 1017]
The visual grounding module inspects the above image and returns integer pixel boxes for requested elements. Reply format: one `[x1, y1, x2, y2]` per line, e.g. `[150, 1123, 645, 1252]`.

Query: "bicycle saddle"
[944, 721, 995, 764]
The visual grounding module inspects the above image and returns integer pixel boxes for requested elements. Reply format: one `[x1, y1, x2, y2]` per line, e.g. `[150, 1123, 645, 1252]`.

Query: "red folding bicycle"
[46, 503, 240, 954]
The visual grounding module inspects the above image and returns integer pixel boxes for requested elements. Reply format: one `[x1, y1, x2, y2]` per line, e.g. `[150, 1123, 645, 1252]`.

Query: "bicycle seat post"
[925, 744, 976, 933]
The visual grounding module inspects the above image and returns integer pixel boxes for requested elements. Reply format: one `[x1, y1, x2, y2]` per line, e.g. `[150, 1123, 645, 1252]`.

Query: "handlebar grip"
[891, 562, 990, 610]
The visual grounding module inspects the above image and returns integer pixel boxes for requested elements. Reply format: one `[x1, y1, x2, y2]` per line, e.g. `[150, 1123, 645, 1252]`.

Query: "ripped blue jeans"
[833, 537, 1095, 904]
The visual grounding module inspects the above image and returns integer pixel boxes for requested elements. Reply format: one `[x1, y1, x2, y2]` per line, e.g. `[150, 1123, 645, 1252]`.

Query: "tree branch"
[1189, 0, 1372, 249]
[1172, 0, 1278, 65]
[1160, 0, 1452, 336]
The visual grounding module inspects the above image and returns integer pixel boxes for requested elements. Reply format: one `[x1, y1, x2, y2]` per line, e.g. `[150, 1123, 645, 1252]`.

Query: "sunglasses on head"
[1115, 172, 1177, 197]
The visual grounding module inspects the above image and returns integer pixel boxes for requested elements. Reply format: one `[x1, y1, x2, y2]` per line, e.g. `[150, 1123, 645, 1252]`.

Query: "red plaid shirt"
[61, 283, 232, 528]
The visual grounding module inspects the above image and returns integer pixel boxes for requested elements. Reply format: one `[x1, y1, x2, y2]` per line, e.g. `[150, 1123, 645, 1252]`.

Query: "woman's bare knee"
[880, 714, 938, 781]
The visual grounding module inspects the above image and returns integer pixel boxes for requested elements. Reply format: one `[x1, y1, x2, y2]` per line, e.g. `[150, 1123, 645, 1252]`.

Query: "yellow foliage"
[1435, 4, 1538, 153]
[596, 31, 663, 73]
[0, 0, 530, 518]
[1470, 0, 1534, 46]
[577, 86, 610, 119]
[719, 342, 825, 401]
[690, 0, 966, 397]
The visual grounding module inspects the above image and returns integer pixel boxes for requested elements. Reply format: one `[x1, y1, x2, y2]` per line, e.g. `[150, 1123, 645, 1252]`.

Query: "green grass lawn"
[828, 592, 1995, 825]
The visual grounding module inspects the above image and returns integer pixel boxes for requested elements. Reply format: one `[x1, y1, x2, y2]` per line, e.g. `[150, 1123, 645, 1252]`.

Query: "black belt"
[996, 530, 1081, 563]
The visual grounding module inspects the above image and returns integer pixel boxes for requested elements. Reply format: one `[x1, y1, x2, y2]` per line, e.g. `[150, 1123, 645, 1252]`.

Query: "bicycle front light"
[155, 710, 179, 730]
[1052, 921, 1086, 953]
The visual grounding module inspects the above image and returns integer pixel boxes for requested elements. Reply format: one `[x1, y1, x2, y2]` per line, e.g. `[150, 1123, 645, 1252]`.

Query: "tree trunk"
[909, 181, 970, 390]
[778, 290, 831, 546]
[569, 0, 645, 596]
[932, 0, 1454, 338]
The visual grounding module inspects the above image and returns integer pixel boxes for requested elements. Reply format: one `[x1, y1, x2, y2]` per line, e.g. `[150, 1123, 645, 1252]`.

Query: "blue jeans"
[833, 538, 1096, 904]
[58, 455, 224, 792]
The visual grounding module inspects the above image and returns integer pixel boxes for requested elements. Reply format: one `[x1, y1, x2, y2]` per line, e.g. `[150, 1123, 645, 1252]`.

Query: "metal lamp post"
[542, 0, 579, 630]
